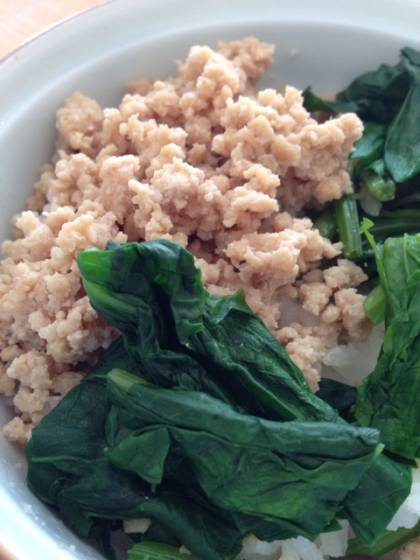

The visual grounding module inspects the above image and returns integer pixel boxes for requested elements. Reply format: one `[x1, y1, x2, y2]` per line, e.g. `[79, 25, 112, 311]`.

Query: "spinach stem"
[347, 518, 420, 557]
[364, 284, 386, 325]
[334, 194, 363, 259]
[108, 368, 150, 393]
[369, 210, 420, 238]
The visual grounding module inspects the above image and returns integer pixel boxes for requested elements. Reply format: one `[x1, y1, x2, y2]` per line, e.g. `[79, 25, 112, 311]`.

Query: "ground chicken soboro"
[0, 37, 370, 444]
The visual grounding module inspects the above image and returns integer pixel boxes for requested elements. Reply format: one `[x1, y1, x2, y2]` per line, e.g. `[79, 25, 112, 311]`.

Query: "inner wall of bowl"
[1, 17, 420, 560]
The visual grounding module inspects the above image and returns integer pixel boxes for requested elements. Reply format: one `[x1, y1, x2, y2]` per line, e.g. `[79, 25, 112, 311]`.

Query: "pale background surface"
[0, 0, 110, 60]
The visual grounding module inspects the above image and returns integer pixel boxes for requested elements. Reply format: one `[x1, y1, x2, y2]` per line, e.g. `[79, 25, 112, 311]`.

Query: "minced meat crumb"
[0, 37, 370, 443]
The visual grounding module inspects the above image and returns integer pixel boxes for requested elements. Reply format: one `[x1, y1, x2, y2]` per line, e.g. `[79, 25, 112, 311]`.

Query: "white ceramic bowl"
[1, 1, 420, 558]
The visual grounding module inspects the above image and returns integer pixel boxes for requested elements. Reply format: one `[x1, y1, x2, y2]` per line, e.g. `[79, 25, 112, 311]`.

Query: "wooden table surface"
[0, 0, 110, 60]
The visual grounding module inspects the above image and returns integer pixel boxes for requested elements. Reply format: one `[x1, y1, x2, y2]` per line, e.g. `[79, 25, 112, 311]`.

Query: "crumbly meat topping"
[0, 37, 369, 443]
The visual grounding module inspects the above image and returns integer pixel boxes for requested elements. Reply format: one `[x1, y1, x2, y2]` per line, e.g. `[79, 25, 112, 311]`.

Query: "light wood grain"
[0, 544, 17, 560]
[0, 0, 110, 60]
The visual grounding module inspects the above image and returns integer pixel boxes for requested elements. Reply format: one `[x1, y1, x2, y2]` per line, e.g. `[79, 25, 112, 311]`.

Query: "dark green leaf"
[107, 369, 381, 541]
[78, 240, 239, 408]
[25, 337, 140, 559]
[305, 48, 420, 187]
[190, 290, 340, 423]
[342, 453, 412, 544]
[335, 58, 409, 123]
[135, 522, 182, 548]
[351, 122, 386, 170]
[302, 88, 340, 112]
[385, 48, 420, 182]
[315, 378, 357, 418]
[366, 209, 420, 240]
[356, 232, 420, 458]
[80, 241, 338, 424]
[312, 206, 337, 240]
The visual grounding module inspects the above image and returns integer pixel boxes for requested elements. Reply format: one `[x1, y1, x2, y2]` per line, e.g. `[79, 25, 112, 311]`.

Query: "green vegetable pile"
[306, 47, 420, 274]
[26, 239, 414, 560]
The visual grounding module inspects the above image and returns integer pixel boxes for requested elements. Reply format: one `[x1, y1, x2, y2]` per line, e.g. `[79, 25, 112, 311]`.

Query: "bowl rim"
[0, 0, 114, 65]
[2, 0, 420, 69]
[1, 1, 420, 559]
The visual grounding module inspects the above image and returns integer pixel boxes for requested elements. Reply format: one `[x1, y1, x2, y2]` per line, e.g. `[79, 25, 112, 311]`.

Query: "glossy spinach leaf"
[189, 290, 339, 423]
[79, 240, 237, 407]
[335, 57, 409, 124]
[356, 230, 420, 458]
[79, 239, 411, 539]
[301, 88, 355, 113]
[385, 48, 420, 182]
[106, 368, 381, 541]
[351, 122, 387, 174]
[304, 47, 420, 190]
[303, 57, 408, 124]
[342, 453, 412, 544]
[25, 338, 139, 559]
[26, 343, 245, 560]
[78, 240, 338, 424]
[315, 378, 357, 419]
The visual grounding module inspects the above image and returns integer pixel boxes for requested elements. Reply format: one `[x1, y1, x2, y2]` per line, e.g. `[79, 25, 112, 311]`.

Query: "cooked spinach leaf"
[26, 346, 246, 560]
[189, 290, 342, 423]
[79, 240, 237, 407]
[366, 209, 420, 240]
[303, 58, 408, 124]
[304, 47, 420, 205]
[335, 57, 409, 124]
[106, 368, 381, 540]
[79, 240, 338, 424]
[315, 378, 357, 419]
[384, 48, 420, 182]
[351, 122, 387, 169]
[342, 453, 412, 544]
[356, 225, 420, 458]
[25, 338, 139, 559]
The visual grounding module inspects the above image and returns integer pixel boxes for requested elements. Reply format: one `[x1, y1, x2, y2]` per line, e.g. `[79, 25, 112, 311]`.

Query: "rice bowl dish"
[2, 1, 420, 560]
